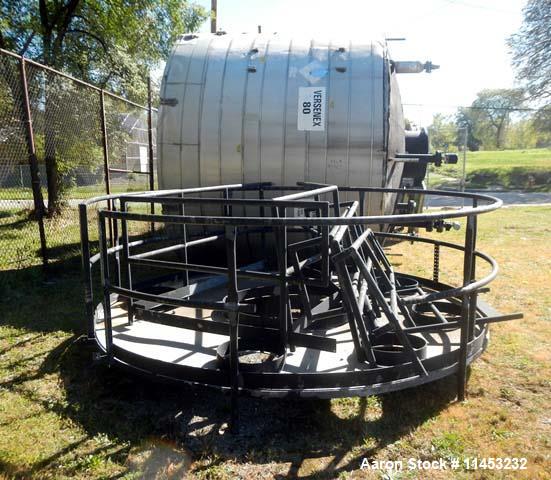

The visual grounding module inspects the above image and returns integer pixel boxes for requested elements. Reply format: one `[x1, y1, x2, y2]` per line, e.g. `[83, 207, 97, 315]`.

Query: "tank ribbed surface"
[158, 33, 405, 215]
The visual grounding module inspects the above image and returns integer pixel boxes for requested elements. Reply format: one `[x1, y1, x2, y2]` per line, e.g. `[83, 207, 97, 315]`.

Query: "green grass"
[0, 206, 549, 478]
[0, 208, 93, 270]
[465, 148, 551, 169]
[0, 203, 155, 271]
[427, 147, 551, 191]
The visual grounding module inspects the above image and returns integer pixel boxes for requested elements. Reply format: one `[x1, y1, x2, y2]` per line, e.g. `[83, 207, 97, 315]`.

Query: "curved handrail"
[80, 185, 500, 341]
[80, 186, 501, 225]
[91, 218, 499, 308]
[374, 231, 498, 304]
[99, 204, 500, 227]
[78, 183, 247, 206]
[91, 184, 501, 226]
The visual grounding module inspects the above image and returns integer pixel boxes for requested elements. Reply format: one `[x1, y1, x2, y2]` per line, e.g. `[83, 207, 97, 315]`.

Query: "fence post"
[19, 57, 48, 272]
[147, 76, 155, 232]
[99, 89, 114, 245]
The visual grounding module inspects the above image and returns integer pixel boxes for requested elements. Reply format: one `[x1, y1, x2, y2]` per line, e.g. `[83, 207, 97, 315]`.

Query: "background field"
[427, 147, 551, 191]
[0, 204, 549, 479]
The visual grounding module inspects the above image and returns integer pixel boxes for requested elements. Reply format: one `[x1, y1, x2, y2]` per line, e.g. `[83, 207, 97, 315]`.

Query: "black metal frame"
[79, 183, 522, 431]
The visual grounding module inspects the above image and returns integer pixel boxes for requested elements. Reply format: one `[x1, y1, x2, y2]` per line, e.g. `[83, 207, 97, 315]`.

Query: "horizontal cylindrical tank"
[158, 33, 406, 215]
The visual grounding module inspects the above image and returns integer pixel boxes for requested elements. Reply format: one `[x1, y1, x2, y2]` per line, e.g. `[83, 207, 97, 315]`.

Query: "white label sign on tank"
[297, 87, 326, 131]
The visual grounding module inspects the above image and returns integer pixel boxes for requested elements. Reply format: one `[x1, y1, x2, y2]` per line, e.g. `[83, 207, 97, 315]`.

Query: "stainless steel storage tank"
[158, 33, 411, 215]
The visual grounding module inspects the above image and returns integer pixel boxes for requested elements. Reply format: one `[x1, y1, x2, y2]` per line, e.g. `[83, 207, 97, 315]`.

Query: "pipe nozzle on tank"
[392, 151, 458, 167]
[393, 61, 440, 74]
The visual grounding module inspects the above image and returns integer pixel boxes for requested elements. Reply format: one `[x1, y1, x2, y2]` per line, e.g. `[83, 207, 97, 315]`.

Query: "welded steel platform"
[79, 183, 521, 430]
[94, 278, 492, 398]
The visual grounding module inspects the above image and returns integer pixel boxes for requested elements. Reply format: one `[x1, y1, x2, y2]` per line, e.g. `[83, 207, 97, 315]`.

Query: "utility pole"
[461, 127, 468, 192]
[211, 0, 217, 33]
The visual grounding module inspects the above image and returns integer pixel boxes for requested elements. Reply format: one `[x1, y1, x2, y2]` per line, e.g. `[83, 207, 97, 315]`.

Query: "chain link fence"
[0, 49, 157, 272]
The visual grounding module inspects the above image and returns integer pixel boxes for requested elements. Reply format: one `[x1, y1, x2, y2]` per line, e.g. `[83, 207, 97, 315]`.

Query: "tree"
[469, 89, 524, 149]
[508, 0, 551, 103]
[531, 108, 551, 146]
[455, 108, 481, 151]
[428, 114, 457, 150]
[0, 1, 206, 99]
[0, 0, 206, 214]
[506, 119, 538, 149]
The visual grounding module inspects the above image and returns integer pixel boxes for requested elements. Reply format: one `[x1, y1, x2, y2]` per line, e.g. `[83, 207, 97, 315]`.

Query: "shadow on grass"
[23, 336, 458, 478]
[98, 352, 460, 477]
[1, 257, 461, 478]
[0, 214, 32, 230]
[0, 255, 88, 334]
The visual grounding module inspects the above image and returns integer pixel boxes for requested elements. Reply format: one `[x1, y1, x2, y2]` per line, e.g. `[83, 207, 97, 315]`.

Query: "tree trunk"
[42, 35, 63, 216]
[43, 87, 63, 215]
[496, 117, 507, 150]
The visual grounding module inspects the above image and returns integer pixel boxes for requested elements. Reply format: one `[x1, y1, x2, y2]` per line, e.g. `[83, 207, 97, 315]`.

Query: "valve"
[425, 220, 461, 233]
[393, 61, 440, 74]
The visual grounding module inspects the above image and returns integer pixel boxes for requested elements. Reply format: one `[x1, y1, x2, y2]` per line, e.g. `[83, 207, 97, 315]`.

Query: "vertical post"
[98, 213, 113, 361]
[321, 203, 330, 286]
[457, 213, 476, 401]
[112, 199, 121, 286]
[179, 193, 189, 287]
[147, 76, 155, 232]
[278, 208, 288, 349]
[225, 226, 239, 433]
[79, 204, 95, 340]
[312, 193, 322, 239]
[20, 57, 48, 272]
[211, 0, 217, 33]
[259, 188, 266, 250]
[223, 188, 230, 217]
[468, 200, 478, 341]
[332, 189, 340, 217]
[461, 127, 468, 193]
[99, 90, 113, 245]
[120, 199, 133, 325]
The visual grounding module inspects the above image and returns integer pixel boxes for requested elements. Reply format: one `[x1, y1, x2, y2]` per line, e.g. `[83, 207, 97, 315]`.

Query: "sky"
[179, 0, 527, 127]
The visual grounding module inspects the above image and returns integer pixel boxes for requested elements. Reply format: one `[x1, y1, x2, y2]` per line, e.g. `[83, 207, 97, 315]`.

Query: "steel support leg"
[98, 214, 113, 362]
[458, 214, 476, 400]
[225, 226, 240, 433]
